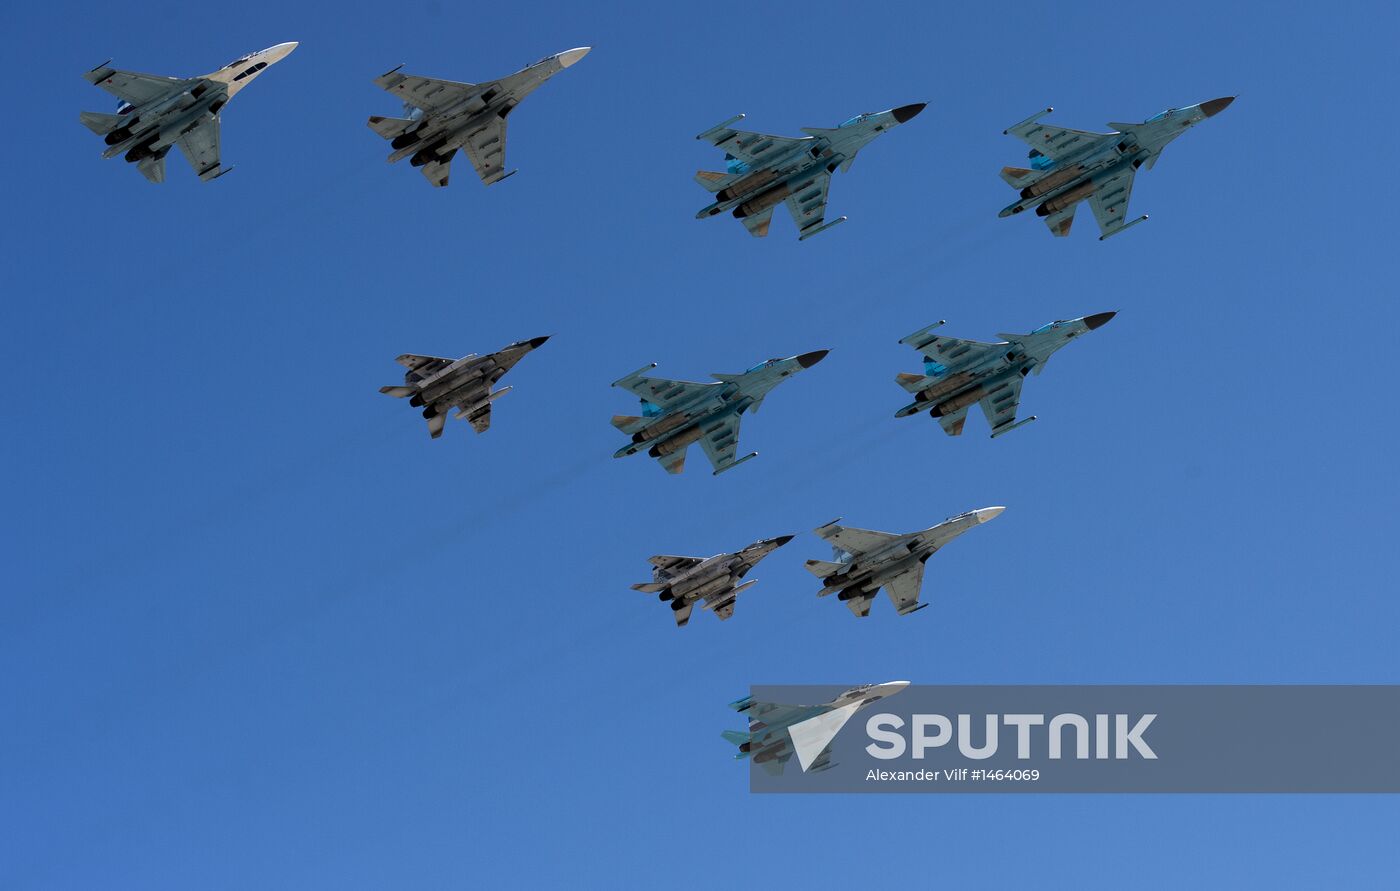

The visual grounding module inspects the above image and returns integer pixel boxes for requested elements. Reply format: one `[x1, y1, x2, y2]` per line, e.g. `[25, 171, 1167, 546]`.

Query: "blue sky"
[5, 0, 1399, 886]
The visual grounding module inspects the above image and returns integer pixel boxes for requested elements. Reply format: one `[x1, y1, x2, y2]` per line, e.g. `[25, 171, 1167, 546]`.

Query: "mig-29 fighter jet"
[805, 510, 1004, 617]
[694, 104, 925, 240]
[631, 535, 792, 627]
[368, 47, 590, 188]
[998, 98, 1234, 239]
[379, 337, 549, 438]
[80, 42, 298, 183]
[895, 314, 1115, 438]
[611, 351, 828, 475]
[724, 681, 910, 775]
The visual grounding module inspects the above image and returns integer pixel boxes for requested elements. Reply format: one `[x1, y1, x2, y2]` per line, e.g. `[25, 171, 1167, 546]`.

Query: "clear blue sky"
[5, 0, 1399, 887]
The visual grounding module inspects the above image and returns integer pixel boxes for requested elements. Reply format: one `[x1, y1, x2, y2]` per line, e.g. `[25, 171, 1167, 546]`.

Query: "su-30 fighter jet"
[805, 510, 1004, 617]
[631, 535, 792, 627]
[998, 98, 1234, 239]
[80, 42, 298, 183]
[895, 314, 1115, 438]
[694, 104, 925, 240]
[379, 337, 548, 438]
[368, 47, 590, 187]
[724, 681, 910, 775]
[611, 351, 828, 475]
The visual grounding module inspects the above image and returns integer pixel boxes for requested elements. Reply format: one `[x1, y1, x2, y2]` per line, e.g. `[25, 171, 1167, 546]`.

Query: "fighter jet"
[379, 337, 548, 438]
[723, 681, 910, 775]
[998, 98, 1235, 239]
[804, 509, 1004, 617]
[611, 351, 828, 475]
[368, 47, 590, 188]
[80, 43, 298, 183]
[895, 314, 1115, 438]
[631, 535, 792, 627]
[694, 104, 925, 240]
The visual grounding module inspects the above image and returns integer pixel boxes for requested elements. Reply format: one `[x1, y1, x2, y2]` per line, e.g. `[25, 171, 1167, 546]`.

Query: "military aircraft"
[894, 314, 1115, 438]
[804, 509, 1003, 617]
[80, 43, 298, 183]
[694, 104, 925, 240]
[998, 98, 1235, 239]
[611, 351, 828, 475]
[368, 47, 590, 188]
[724, 681, 910, 775]
[631, 535, 792, 627]
[379, 337, 548, 438]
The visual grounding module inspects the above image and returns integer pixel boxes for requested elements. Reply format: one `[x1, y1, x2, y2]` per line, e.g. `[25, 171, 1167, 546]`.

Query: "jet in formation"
[631, 535, 792, 627]
[895, 313, 1115, 438]
[368, 47, 590, 188]
[694, 104, 926, 240]
[804, 509, 1003, 617]
[998, 98, 1235, 239]
[380, 337, 549, 438]
[80, 43, 298, 183]
[724, 681, 910, 775]
[611, 352, 828, 475]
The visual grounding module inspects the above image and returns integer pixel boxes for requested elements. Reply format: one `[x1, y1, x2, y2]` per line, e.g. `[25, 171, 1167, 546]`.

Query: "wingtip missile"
[713, 452, 758, 475]
[1005, 107, 1053, 134]
[612, 363, 658, 387]
[989, 416, 1036, 438]
[1099, 215, 1148, 240]
[797, 216, 847, 240]
[697, 114, 745, 141]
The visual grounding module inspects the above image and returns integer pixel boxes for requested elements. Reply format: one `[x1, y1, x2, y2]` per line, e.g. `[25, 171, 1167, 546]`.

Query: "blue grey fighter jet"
[694, 105, 925, 240]
[611, 351, 828, 475]
[998, 98, 1234, 239]
[724, 682, 910, 775]
[80, 42, 298, 183]
[368, 47, 589, 188]
[894, 314, 1115, 438]
[631, 535, 792, 627]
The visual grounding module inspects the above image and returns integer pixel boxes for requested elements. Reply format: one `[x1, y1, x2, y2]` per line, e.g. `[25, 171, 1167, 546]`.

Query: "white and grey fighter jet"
[368, 47, 590, 187]
[631, 535, 792, 627]
[724, 681, 910, 775]
[379, 337, 549, 438]
[80, 42, 298, 183]
[804, 509, 1004, 617]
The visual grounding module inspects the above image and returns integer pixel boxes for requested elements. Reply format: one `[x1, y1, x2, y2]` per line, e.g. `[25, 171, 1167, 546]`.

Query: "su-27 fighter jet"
[611, 351, 828, 475]
[379, 337, 548, 438]
[694, 104, 925, 240]
[895, 314, 1115, 438]
[724, 681, 910, 775]
[80, 43, 298, 183]
[998, 97, 1235, 239]
[631, 535, 792, 627]
[805, 509, 1004, 617]
[368, 47, 590, 188]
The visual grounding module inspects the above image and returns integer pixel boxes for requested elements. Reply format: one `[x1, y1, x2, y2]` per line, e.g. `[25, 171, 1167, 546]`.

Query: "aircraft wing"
[697, 416, 742, 473]
[815, 524, 901, 556]
[175, 117, 222, 180]
[1088, 168, 1136, 238]
[616, 374, 721, 410]
[899, 329, 1005, 371]
[1007, 120, 1113, 161]
[376, 71, 480, 113]
[395, 354, 457, 378]
[648, 555, 704, 573]
[84, 66, 187, 105]
[882, 563, 926, 614]
[978, 376, 1024, 436]
[462, 117, 509, 185]
[701, 124, 808, 167]
[783, 172, 832, 238]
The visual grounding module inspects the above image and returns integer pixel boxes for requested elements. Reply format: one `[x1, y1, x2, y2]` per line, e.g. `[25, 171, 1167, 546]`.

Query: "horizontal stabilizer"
[999, 166, 1035, 188]
[79, 110, 124, 135]
[694, 170, 737, 192]
[610, 414, 646, 434]
[367, 115, 417, 140]
[379, 385, 415, 398]
[896, 372, 930, 394]
[804, 559, 845, 578]
[631, 581, 666, 593]
[721, 729, 751, 748]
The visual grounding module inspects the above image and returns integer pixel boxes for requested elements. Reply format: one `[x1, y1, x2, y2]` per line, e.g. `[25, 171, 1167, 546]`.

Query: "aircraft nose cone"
[558, 47, 591, 68]
[796, 349, 829, 369]
[771, 535, 795, 547]
[527, 335, 551, 348]
[892, 103, 927, 124]
[975, 506, 1006, 524]
[1084, 312, 1116, 330]
[1200, 96, 1234, 118]
[266, 41, 299, 62]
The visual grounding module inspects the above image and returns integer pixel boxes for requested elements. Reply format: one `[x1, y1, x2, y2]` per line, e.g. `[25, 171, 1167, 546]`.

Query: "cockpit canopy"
[1031, 321, 1068, 334]
[746, 358, 783, 372]
[839, 112, 873, 128]
[1145, 108, 1177, 123]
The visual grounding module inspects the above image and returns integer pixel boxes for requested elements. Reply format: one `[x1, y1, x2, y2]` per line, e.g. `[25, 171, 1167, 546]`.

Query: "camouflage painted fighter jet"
[694, 105, 925, 240]
[380, 337, 548, 438]
[998, 98, 1235, 239]
[611, 351, 828, 475]
[895, 314, 1115, 438]
[723, 681, 910, 775]
[805, 510, 1003, 617]
[80, 42, 298, 182]
[631, 535, 792, 627]
[368, 47, 590, 188]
